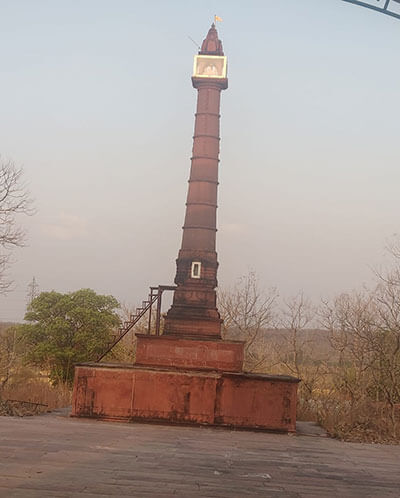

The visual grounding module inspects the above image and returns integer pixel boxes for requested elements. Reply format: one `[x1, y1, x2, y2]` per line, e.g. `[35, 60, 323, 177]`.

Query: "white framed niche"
[191, 261, 202, 279]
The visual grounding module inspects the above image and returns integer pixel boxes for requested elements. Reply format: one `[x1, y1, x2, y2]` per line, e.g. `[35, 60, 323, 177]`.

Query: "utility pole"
[26, 276, 39, 307]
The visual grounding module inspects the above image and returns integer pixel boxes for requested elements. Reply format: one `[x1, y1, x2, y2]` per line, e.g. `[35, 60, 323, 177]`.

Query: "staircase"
[97, 285, 176, 362]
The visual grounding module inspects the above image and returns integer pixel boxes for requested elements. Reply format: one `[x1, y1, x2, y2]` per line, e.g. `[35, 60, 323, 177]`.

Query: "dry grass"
[248, 332, 400, 443]
[0, 376, 72, 416]
[296, 393, 400, 444]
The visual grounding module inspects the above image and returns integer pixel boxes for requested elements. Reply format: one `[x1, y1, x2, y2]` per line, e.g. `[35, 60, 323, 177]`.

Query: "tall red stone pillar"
[135, 23, 244, 372]
[71, 23, 299, 431]
[164, 24, 228, 339]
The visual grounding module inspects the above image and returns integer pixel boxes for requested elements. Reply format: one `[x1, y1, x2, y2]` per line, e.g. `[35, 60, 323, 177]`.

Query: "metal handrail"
[97, 285, 176, 362]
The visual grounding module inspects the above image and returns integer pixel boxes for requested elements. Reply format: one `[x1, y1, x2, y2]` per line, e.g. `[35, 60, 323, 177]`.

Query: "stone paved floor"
[0, 411, 399, 497]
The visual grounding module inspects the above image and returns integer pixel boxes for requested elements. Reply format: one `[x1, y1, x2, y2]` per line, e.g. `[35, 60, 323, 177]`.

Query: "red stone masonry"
[163, 24, 228, 339]
[72, 363, 299, 432]
[71, 24, 300, 432]
[135, 334, 244, 372]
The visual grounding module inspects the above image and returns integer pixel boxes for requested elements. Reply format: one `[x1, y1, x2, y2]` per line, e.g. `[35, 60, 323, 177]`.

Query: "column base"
[163, 315, 222, 338]
[71, 363, 300, 433]
[135, 334, 244, 372]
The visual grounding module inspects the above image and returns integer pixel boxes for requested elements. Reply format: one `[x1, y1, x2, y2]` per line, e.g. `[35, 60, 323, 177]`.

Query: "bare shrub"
[1, 324, 72, 416]
[274, 293, 330, 420]
[320, 280, 400, 441]
[0, 157, 34, 293]
[1, 379, 71, 415]
[0, 325, 25, 389]
[219, 268, 400, 442]
[218, 272, 277, 371]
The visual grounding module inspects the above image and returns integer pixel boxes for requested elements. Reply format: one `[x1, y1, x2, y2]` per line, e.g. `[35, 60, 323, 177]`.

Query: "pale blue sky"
[1, 0, 400, 320]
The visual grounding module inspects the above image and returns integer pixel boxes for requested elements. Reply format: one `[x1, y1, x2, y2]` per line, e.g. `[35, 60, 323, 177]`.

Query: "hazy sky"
[1, 0, 400, 321]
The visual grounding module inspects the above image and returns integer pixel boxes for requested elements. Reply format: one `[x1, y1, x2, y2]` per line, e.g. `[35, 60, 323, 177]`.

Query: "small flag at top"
[214, 15, 223, 22]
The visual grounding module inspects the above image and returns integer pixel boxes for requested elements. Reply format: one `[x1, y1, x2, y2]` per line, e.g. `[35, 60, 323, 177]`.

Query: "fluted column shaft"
[182, 83, 221, 253]
[163, 79, 226, 338]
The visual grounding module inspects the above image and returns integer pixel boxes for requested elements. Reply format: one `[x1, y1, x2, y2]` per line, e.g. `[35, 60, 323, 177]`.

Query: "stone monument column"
[72, 22, 299, 433]
[163, 23, 228, 339]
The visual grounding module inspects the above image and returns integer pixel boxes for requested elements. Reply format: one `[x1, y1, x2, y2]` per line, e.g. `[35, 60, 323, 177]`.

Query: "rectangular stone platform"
[135, 334, 244, 372]
[71, 363, 299, 432]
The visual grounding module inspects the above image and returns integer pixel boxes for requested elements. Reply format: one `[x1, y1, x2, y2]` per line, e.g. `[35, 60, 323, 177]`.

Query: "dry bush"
[274, 294, 332, 410]
[304, 395, 400, 443]
[0, 157, 34, 293]
[1, 377, 71, 416]
[1, 325, 72, 415]
[0, 325, 26, 389]
[319, 279, 400, 441]
[220, 269, 400, 443]
[218, 272, 277, 371]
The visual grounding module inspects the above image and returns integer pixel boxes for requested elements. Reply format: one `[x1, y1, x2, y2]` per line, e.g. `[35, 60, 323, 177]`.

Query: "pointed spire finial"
[199, 23, 224, 55]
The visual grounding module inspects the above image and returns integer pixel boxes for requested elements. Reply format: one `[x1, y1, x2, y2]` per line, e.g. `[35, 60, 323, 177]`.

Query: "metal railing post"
[147, 288, 154, 335]
[155, 287, 163, 336]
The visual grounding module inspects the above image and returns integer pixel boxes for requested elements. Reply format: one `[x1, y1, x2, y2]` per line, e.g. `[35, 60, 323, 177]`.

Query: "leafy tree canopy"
[21, 289, 120, 385]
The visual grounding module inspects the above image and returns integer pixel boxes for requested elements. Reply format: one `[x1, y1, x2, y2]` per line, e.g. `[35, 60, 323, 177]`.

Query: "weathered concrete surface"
[1, 411, 400, 497]
[72, 363, 299, 432]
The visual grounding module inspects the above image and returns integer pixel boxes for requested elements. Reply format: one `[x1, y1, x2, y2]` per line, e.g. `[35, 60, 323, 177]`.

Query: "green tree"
[21, 289, 120, 385]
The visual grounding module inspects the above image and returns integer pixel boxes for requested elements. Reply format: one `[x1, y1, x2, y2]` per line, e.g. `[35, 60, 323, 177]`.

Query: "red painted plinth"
[135, 334, 244, 372]
[71, 363, 299, 432]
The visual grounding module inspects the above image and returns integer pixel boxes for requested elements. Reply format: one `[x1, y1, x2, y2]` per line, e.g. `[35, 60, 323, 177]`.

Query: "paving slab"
[0, 411, 399, 497]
